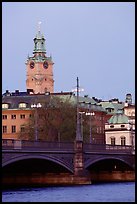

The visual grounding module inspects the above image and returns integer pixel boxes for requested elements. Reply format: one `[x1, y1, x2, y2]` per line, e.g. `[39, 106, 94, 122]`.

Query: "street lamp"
[85, 112, 95, 143]
[31, 103, 42, 141]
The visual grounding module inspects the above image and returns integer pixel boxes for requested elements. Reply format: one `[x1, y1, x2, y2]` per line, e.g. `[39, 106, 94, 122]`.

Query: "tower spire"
[33, 21, 46, 54]
[38, 21, 42, 32]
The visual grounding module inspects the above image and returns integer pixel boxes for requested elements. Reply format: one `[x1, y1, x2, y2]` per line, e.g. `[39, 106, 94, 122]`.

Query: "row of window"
[96, 127, 104, 133]
[2, 125, 25, 133]
[2, 114, 32, 120]
[110, 124, 125, 128]
[2, 103, 27, 109]
[126, 111, 135, 116]
[110, 137, 126, 146]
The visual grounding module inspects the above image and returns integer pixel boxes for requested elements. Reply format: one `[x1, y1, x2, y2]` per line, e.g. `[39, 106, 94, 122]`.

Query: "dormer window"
[19, 103, 27, 108]
[106, 108, 114, 113]
[2, 103, 9, 109]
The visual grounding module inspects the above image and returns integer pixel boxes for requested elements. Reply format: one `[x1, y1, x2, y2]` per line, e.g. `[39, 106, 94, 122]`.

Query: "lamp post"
[79, 112, 85, 140]
[76, 77, 82, 141]
[85, 112, 95, 143]
[31, 103, 42, 141]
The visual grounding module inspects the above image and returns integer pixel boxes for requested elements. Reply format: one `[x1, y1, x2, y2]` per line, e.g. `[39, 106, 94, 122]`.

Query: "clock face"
[43, 61, 48, 69]
[30, 61, 35, 69]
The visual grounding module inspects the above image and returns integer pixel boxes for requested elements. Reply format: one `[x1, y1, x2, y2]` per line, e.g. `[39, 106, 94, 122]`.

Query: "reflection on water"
[2, 182, 135, 202]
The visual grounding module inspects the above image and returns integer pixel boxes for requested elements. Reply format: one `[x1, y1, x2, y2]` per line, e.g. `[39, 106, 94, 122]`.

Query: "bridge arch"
[85, 156, 134, 170]
[2, 154, 74, 173]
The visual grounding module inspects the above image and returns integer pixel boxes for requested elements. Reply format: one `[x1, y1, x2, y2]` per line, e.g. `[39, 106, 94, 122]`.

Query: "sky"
[2, 2, 135, 102]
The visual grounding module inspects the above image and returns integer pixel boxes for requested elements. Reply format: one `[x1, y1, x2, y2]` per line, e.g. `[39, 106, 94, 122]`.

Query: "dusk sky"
[2, 2, 135, 102]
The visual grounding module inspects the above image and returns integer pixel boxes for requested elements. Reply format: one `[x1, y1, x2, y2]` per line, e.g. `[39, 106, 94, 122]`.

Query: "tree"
[18, 96, 97, 142]
[18, 97, 77, 142]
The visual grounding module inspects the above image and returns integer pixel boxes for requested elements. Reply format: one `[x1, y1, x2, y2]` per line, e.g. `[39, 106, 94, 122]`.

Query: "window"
[2, 126, 7, 133]
[110, 125, 114, 128]
[2, 115, 7, 120]
[19, 103, 27, 108]
[121, 137, 126, 146]
[11, 115, 16, 119]
[20, 126, 25, 132]
[121, 125, 125, 128]
[12, 125, 16, 133]
[2, 103, 9, 109]
[111, 137, 115, 145]
[106, 108, 114, 113]
[20, 114, 25, 119]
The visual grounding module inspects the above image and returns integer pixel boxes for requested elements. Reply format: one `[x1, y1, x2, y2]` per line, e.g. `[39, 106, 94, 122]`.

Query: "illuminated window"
[19, 103, 27, 108]
[2, 103, 9, 109]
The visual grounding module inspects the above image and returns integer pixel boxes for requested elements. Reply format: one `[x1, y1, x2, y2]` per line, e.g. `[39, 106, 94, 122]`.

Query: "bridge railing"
[84, 143, 133, 154]
[2, 139, 74, 151]
[2, 139, 133, 154]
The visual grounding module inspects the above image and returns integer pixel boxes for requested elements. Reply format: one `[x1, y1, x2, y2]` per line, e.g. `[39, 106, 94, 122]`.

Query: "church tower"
[26, 23, 54, 94]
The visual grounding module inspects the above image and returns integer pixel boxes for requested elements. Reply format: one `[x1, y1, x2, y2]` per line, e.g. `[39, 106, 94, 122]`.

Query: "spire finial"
[38, 21, 42, 32]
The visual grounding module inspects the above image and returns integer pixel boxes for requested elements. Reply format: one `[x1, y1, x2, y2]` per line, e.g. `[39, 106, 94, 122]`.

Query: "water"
[2, 182, 135, 202]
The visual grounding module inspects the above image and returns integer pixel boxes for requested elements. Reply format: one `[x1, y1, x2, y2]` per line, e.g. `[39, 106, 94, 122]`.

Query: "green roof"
[79, 96, 97, 104]
[98, 101, 124, 114]
[108, 113, 129, 124]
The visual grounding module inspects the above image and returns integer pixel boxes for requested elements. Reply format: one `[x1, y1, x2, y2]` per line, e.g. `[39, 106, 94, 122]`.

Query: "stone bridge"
[2, 139, 135, 186]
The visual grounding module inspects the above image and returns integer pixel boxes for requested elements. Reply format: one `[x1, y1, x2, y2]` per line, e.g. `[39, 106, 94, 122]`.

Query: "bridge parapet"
[84, 143, 133, 154]
[2, 139, 74, 152]
[2, 139, 134, 155]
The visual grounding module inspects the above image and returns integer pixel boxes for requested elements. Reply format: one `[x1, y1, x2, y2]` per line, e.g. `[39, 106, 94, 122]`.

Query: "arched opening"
[2, 157, 73, 188]
[86, 158, 134, 183]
